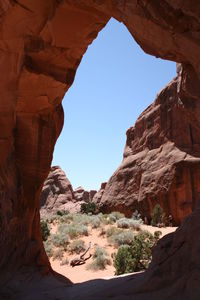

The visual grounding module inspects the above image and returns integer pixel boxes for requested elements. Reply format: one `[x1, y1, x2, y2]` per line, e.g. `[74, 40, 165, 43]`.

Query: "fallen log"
[70, 242, 92, 267]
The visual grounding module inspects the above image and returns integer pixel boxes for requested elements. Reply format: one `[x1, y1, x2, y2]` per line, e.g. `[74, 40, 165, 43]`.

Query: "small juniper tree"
[40, 220, 50, 241]
[80, 202, 97, 214]
[151, 204, 163, 226]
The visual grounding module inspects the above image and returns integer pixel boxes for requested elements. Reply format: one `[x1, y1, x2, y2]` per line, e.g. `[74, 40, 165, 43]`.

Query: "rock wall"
[40, 166, 97, 215]
[95, 72, 200, 225]
[1, 0, 200, 299]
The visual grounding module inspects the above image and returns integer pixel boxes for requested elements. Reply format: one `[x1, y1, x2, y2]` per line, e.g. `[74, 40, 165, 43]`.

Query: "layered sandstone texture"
[40, 166, 97, 215]
[40, 166, 76, 214]
[96, 74, 200, 225]
[1, 1, 200, 300]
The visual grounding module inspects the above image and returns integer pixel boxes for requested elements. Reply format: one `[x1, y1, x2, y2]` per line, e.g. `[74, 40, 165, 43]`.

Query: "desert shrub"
[57, 223, 69, 234]
[51, 232, 70, 249]
[59, 213, 74, 223]
[132, 210, 142, 221]
[87, 246, 111, 271]
[106, 226, 122, 238]
[116, 218, 131, 229]
[72, 213, 90, 226]
[110, 211, 125, 220]
[80, 202, 97, 214]
[68, 224, 88, 239]
[154, 230, 162, 241]
[151, 204, 163, 226]
[56, 210, 69, 216]
[113, 245, 134, 275]
[100, 214, 110, 225]
[40, 220, 50, 241]
[44, 240, 53, 258]
[57, 223, 88, 239]
[129, 219, 142, 231]
[68, 239, 86, 254]
[42, 214, 57, 224]
[116, 218, 141, 230]
[114, 230, 159, 275]
[109, 230, 135, 247]
[107, 214, 116, 224]
[60, 257, 69, 266]
[89, 216, 101, 228]
[52, 248, 64, 261]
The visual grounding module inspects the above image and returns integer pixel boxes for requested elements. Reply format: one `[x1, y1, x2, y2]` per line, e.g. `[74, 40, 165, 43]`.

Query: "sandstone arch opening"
[40, 17, 177, 283]
[1, 2, 200, 299]
[52, 18, 176, 192]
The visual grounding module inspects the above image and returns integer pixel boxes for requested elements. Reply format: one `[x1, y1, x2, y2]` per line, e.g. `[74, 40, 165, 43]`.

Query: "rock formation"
[40, 166, 76, 214]
[93, 182, 107, 204]
[95, 73, 200, 225]
[0, 1, 200, 299]
[40, 166, 97, 215]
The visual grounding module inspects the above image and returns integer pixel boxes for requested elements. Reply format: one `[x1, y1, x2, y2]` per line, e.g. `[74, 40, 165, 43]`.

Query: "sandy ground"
[50, 223, 177, 283]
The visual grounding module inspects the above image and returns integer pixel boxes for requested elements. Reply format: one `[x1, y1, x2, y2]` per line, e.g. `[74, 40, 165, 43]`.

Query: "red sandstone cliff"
[95, 75, 200, 225]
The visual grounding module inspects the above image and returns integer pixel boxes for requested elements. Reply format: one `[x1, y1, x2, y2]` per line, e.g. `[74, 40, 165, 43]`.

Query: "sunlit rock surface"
[40, 166, 97, 215]
[96, 75, 200, 225]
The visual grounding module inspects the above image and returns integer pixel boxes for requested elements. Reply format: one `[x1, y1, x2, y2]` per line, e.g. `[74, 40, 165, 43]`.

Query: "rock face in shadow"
[95, 75, 200, 225]
[1, 0, 200, 299]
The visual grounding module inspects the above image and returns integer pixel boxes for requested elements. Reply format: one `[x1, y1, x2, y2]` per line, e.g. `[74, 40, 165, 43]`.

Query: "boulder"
[40, 166, 82, 215]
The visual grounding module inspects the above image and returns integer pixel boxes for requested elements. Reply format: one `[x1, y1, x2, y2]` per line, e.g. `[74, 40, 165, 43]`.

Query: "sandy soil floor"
[50, 224, 177, 283]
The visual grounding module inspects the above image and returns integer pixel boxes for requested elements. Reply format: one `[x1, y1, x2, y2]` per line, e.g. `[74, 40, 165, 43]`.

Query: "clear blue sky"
[52, 18, 176, 191]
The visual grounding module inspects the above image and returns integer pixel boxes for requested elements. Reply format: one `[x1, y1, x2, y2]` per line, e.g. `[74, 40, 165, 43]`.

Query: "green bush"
[106, 226, 122, 238]
[114, 230, 159, 275]
[109, 230, 135, 248]
[44, 240, 53, 258]
[100, 214, 110, 225]
[51, 232, 70, 249]
[87, 246, 111, 271]
[116, 218, 141, 230]
[59, 214, 73, 224]
[89, 216, 101, 228]
[40, 220, 50, 241]
[60, 257, 69, 266]
[154, 230, 162, 241]
[116, 218, 130, 229]
[57, 223, 88, 239]
[151, 204, 163, 226]
[113, 245, 134, 275]
[129, 219, 142, 230]
[68, 239, 86, 254]
[56, 210, 69, 216]
[132, 210, 142, 221]
[46, 214, 58, 224]
[108, 214, 116, 224]
[68, 224, 88, 239]
[72, 213, 90, 225]
[110, 211, 125, 220]
[80, 202, 97, 214]
[52, 248, 64, 261]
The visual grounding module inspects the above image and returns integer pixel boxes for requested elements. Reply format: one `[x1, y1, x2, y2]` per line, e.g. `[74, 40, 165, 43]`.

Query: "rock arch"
[0, 1, 200, 299]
